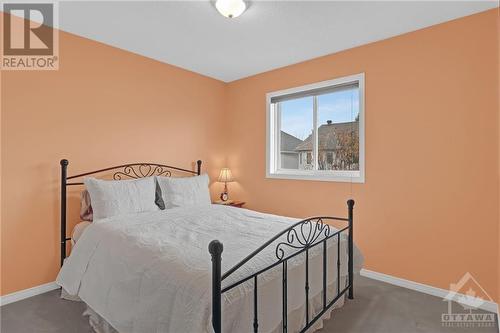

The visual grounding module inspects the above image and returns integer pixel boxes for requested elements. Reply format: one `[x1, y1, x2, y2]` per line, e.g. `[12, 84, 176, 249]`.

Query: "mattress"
[57, 205, 362, 333]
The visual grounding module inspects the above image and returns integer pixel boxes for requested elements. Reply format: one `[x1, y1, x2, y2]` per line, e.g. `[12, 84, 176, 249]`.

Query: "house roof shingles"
[294, 121, 359, 151]
[280, 131, 303, 152]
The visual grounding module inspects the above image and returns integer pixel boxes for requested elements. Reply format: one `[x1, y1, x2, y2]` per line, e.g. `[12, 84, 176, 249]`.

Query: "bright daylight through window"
[266, 73, 365, 182]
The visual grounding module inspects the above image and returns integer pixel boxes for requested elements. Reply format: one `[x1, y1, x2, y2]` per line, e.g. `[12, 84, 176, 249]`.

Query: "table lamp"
[218, 168, 234, 202]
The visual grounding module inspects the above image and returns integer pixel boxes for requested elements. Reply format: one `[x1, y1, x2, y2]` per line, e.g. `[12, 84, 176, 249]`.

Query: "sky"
[280, 87, 360, 140]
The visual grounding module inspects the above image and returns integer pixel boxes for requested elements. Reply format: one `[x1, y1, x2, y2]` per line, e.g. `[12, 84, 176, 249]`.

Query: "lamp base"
[220, 182, 229, 201]
[220, 191, 229, 202]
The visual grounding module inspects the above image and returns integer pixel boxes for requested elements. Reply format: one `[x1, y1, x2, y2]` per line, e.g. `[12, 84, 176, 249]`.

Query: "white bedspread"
[57, 205, 362, 333]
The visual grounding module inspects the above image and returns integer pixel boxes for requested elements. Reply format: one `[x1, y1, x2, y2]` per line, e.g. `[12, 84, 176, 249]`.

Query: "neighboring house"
[280, 131, 303, 169]
[294, 120, 359, 170]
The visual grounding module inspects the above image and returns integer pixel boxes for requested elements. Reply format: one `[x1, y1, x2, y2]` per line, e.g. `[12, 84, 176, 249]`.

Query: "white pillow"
[84, 177, 159, 220]
[156, 174, 211, 209]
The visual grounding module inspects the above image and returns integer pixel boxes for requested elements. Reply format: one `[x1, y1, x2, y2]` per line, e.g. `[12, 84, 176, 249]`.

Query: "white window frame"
[266, 73, 365, 183]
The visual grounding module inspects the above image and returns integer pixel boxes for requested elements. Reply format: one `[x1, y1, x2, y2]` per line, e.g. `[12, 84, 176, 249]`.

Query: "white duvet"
[57, 205, 362, 333]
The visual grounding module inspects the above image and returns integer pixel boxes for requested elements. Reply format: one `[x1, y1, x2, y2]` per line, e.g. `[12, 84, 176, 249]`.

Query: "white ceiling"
[56, 1, 498, 82]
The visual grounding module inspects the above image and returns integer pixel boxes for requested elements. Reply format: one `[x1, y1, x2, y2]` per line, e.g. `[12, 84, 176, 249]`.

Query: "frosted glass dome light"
[215, 0, 247, 18]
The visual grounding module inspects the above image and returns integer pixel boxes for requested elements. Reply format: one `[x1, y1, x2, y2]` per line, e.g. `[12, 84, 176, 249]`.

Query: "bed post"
[347, 199, 355, 299]
[60, 159, 68, 267]
[209, 240, 223, 333]
[197, 160, 202, 176]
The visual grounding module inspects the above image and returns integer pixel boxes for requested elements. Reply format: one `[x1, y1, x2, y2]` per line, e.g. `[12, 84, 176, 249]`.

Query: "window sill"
[266, 170, 365, 183]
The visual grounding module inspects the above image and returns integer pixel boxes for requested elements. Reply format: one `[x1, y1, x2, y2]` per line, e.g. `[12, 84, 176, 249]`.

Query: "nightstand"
[214, 200, 246, 208]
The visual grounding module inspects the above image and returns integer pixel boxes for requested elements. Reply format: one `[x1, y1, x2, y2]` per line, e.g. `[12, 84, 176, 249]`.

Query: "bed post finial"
[347, 199, 354, 299]
[60, 159, 69, 267]
[196, 160, 202, 175]
[209, 240, 223, 333]
[347, 199, 354, 209]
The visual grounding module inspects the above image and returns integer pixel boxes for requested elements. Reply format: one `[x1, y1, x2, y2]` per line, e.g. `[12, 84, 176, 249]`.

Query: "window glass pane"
[317, 87, 360, 171]
[279, 96, 313, 170]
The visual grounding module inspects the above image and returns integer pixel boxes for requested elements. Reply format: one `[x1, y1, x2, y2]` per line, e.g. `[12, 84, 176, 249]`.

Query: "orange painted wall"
[226, 9, 500, 301]
[497, 7, 500, 307]
[1, 9, 499, 303]
[1, 28, 227, 295]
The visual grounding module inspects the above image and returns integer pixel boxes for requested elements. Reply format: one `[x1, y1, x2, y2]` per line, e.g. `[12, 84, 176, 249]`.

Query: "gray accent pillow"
[155, 180, 165, 210]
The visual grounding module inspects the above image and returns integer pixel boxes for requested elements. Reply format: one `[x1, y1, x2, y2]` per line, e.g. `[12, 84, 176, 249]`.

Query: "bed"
[57, 159, 362, 333]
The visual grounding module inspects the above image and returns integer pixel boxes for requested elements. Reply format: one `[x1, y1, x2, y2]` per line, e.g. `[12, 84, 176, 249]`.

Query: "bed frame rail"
[209, 199, 354, 333]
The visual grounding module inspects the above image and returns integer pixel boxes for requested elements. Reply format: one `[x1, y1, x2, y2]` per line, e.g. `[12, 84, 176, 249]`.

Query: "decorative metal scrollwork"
[275, 218, 331, 260]
[113, 164, 172, 180]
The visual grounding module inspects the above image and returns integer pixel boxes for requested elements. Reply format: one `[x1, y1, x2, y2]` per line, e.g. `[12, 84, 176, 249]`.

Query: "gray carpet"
[1, 276, 497, 333]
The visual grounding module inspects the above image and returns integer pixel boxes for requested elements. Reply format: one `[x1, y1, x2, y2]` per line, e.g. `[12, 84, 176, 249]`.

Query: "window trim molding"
[265, 73, 365, 183]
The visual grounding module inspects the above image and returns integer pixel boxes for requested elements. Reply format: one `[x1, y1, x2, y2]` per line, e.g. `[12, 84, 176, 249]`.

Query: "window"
[266, 73, 365, 182]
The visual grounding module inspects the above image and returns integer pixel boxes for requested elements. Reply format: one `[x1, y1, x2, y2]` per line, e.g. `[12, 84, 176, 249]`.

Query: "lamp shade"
[218, 168, 234, 183]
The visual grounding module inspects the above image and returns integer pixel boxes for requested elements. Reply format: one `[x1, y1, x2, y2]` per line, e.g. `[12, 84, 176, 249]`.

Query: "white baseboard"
[0, 282, 59, 306]
[360, 269, 498, 314]
[0, 273, 497, 332]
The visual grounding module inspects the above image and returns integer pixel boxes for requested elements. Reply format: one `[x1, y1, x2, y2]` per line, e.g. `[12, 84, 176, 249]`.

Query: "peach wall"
[1, 9, 499, 303]
[0, 68, 3, 296]
[1, 28, 227, 295]
[226, 9, 500, 301]
[497, 7, 500, 307]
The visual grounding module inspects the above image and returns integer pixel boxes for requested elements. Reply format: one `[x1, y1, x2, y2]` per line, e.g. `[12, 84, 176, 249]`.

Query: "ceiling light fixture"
[215, 0, 247, 18]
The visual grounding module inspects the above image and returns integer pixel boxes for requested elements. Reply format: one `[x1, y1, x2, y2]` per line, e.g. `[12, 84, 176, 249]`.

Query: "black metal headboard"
[59, 159, 202, 266]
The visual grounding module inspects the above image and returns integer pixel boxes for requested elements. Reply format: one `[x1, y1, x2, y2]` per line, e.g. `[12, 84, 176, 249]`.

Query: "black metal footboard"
[209, 199, 355, 333]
